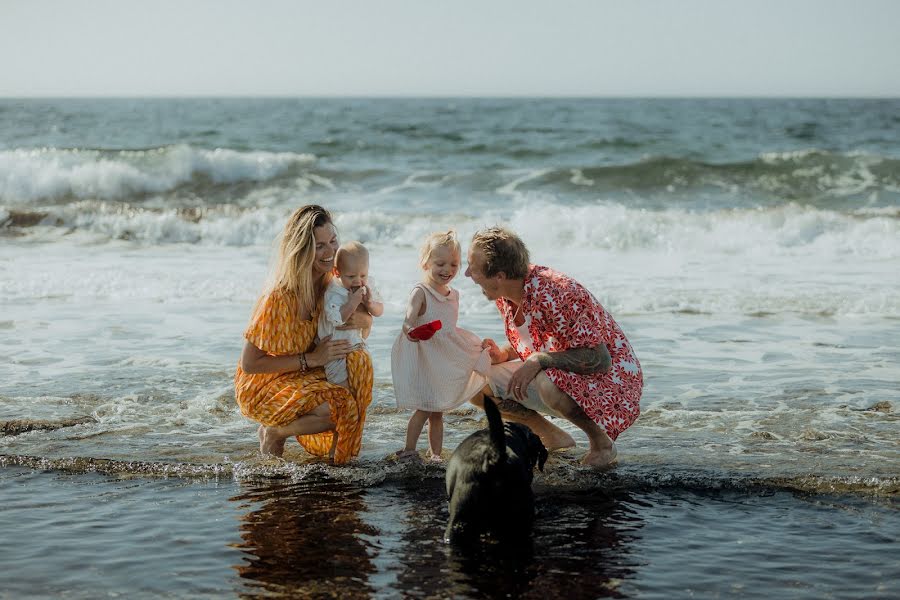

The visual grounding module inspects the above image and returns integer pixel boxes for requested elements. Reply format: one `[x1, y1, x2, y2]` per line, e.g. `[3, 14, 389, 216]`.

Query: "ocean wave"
[3, 201, 898, 261]
[512, 151, 900, 202]
[0, 145, 316, 202]
[504, 201, 900, 257]
[2, 453, 895, 498]
[2, 146, 898, 207]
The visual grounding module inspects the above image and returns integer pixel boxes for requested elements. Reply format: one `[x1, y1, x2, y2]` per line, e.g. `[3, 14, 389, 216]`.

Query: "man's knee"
[469, 384, 494, 409]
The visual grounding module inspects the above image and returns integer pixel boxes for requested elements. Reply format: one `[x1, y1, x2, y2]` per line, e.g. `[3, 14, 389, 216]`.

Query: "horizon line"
[2, 93, 899, 100]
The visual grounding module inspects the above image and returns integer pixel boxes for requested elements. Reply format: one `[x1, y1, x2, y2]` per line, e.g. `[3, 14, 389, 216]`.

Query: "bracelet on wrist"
[298, 352, 308, 372]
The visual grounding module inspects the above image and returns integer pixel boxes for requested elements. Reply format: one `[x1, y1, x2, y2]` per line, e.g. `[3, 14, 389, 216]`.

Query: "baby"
[318, 241, 384, 387]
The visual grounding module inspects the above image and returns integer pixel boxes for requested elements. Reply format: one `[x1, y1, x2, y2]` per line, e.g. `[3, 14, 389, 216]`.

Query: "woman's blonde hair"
[267, 204, 334, 310]
[419, 229, 460, 269]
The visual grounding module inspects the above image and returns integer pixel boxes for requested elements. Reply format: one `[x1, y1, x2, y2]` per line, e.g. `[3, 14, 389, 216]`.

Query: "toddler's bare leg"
[427, 412, 444, 459]
[403, 410, 429, 452]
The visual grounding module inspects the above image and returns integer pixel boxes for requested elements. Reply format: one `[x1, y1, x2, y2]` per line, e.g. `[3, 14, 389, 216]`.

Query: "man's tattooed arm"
[533, 344, 611, 375]
[493, 397, 541, 418]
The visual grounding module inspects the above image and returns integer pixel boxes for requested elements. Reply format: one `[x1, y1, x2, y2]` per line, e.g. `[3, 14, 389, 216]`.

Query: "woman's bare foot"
[581, 442, 617, 468]
[258, 424, 286, 457]
[426, 450, 443, 463]
[328, 433, 338, 459]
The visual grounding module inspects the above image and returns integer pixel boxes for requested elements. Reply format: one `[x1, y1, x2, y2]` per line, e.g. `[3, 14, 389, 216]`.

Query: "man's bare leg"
[470, 386, 576, 450]
[534, 374, 616, 467]
[259, 402, 335, 458]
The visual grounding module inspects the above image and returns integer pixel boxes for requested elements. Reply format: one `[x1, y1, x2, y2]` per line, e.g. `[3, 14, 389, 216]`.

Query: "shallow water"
[2, 467, 897, 599]
[2, 98, 899, 596]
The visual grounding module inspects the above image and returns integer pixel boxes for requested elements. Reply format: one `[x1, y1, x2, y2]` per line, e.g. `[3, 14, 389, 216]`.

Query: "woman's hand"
[507, 355, 542, 402]
[306, 335, 352, 368]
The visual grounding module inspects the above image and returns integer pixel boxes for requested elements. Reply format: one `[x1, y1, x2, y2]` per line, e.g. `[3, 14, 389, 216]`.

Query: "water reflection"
[231, 479, 377, 598]
[442, 487, 643, 599]
[231, 477, 643, 599]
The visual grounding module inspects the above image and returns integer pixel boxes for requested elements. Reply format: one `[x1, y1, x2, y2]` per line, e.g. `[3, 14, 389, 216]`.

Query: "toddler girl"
[391, 230, 491, 461]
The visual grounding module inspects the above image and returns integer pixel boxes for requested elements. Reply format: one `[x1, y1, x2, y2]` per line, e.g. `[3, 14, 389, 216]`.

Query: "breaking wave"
[0, 145, 316, 202]
[1, 146, 898, 206]
[3, 200, 898, 260]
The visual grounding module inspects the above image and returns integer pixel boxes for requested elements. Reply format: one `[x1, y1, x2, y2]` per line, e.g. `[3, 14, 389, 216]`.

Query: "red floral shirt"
[497, 265, 642, 440]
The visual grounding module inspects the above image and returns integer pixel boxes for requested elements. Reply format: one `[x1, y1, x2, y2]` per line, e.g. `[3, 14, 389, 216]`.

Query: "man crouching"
[465, 227, 643, 468]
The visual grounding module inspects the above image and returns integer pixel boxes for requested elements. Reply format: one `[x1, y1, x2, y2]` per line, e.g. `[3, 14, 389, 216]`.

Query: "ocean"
[1, 98, 898, 598]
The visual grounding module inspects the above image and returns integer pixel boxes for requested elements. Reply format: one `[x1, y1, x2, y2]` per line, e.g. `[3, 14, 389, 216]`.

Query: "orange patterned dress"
[234, 288, 374, 464]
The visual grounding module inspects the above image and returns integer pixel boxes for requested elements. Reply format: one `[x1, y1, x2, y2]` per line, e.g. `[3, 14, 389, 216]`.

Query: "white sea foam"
[758, 149, 887, 197]
[0, 146, 316, 202]
[10, 200, 899, 262]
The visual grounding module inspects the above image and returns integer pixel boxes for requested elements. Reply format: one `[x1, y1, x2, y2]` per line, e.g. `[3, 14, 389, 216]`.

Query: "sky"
[1, 0, 898, 97]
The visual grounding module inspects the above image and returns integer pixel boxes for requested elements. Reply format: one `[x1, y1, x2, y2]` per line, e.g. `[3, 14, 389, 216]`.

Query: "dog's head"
[507, 423, 548, 472]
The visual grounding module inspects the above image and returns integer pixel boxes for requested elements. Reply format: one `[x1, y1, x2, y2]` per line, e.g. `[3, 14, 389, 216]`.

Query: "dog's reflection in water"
[444, 397, 548, 544]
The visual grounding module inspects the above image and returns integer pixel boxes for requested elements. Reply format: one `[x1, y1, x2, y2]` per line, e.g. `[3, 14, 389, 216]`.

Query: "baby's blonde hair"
[419, 230, 460, 269]
[335, 240, 369, 272]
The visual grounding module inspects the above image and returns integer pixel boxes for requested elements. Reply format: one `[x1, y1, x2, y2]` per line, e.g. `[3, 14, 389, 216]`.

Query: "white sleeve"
[323, 287, 346, 326]
[368, 280, 383, 303]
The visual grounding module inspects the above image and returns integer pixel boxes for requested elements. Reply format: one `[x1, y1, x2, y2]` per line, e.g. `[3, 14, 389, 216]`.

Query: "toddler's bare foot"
[258, 424, 286, 457]
[581, 443, 617, 469]
[391, 449, 421, 462]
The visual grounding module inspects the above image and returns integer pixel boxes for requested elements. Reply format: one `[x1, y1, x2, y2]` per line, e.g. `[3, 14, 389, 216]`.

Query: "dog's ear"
[537, 443, 548, 471]
[528, 431, 549, 471]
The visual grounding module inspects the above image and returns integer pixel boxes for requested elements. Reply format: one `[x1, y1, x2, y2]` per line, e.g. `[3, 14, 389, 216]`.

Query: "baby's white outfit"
[318, 279, 380, 384]
[391, 283, 491, 412]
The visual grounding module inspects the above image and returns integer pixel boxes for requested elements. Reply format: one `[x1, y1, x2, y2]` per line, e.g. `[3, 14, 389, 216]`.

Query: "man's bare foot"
[581, 443, 617, 468]
[539, 427, 576, 451]
[258, 424, 286, 457]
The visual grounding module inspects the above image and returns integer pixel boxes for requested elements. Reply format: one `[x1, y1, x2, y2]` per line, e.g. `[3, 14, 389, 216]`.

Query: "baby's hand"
[350, 285, 367, 305]
[358, 285, 372, 307]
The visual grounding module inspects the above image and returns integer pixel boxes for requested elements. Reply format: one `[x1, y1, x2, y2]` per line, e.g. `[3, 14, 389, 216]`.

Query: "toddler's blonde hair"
[419, 230, 460, 269]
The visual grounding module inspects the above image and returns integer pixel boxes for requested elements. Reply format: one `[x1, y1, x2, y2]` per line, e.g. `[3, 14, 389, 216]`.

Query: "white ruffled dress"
[391, 283, 491, 412]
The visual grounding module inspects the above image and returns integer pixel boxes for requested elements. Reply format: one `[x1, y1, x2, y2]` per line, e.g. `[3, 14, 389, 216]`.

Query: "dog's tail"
[483, 396, 506, 459]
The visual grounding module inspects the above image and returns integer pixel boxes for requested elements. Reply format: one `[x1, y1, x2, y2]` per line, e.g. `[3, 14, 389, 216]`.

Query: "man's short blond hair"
[470, 227, 530, 279]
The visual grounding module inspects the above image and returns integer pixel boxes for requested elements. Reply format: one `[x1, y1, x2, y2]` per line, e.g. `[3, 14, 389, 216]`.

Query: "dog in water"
[444, 397, 548, 543]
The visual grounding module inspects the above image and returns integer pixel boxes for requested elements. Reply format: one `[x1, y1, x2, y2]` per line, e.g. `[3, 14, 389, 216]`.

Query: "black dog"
[444, 397, 548, 543]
